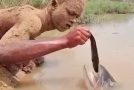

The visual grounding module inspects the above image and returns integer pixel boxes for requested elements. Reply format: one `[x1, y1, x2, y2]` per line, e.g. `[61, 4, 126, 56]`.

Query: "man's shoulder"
[0, 5, 37, 17]
[18, 5, 40, 22]
[18, 5, 37, 11]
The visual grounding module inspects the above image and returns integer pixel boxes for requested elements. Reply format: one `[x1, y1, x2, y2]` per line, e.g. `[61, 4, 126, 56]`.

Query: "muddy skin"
[0, 0, 86, 89]
[0, 5, 43, 80]
[34, 57, 45, 67]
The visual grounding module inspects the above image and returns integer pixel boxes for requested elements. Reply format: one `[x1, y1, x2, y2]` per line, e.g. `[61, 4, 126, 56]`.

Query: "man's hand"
[65, 26, 91, 48]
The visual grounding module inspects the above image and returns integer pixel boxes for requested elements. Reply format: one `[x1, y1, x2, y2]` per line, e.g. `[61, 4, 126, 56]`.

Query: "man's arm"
[0, 26, 91, 64]
[0, 38, 67, 64]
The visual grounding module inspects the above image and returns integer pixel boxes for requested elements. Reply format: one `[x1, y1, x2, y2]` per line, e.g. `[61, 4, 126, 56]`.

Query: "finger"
[76, 36, 85, 45]
[78, 28, 91, 38]
[79, 38, 86, 45]
[80, 34, 89, 42]
[75, 28, 90, 41]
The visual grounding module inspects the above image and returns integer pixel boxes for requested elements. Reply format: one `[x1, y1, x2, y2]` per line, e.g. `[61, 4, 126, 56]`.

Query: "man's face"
[51, 1, 84, 32]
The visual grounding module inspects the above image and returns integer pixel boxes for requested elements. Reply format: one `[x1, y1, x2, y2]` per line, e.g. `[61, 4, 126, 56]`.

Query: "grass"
[0, 0, 21, 8]
[85, 0, 133, 15]
[81, 0, 134, 23]
[0, 0, 49, 8]
[31, 0, 49, 8]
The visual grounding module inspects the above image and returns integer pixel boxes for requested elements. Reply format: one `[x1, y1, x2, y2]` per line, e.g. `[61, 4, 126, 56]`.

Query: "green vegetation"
[0, 0, 21, 8]
[81, 0, 134, 23]
[0, 0, 49, 8]
[85, 0, 132, 15]
[31, 0, 49, 8]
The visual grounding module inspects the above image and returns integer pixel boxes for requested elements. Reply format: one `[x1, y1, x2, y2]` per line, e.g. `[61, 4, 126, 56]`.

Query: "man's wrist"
[39, 37, 69, 48]
[59, 37, 69, 48]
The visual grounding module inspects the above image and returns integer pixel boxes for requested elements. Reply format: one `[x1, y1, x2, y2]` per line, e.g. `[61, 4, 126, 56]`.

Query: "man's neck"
[37, 7, 55, 32]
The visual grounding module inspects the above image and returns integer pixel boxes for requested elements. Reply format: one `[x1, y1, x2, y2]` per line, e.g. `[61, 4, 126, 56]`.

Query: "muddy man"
[0, 0, 91, 89]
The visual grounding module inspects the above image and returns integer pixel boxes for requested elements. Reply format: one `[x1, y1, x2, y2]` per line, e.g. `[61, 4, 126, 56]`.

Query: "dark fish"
[90, 34, 99, 73]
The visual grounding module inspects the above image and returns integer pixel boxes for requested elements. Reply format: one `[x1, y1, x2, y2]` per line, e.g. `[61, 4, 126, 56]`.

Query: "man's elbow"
[0, 53, 18, 64]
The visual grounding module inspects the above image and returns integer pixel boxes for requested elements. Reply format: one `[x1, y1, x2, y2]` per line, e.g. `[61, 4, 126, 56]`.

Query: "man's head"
[49, 0, 86, 32]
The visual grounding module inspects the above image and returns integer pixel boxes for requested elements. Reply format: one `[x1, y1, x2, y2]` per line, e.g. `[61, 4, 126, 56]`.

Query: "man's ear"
[51, 0, 58, 8]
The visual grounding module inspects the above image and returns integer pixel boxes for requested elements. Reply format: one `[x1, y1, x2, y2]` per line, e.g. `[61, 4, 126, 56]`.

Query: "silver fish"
[83, 34, 117, 90]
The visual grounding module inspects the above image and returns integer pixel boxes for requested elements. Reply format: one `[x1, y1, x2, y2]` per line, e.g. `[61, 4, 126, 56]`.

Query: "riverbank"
[78, 13, 134, 24]
[80, 0, 134, 24]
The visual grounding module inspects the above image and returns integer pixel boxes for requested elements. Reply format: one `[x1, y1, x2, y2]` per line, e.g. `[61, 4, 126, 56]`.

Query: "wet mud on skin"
[15, 14, 134, 90]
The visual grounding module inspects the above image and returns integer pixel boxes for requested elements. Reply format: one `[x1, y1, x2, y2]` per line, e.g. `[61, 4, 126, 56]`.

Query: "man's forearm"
[0, 38, 68, 64]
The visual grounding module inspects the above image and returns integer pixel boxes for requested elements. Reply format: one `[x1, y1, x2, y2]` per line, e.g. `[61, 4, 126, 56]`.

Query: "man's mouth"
[66, 23, 72, 28]
[58, 23, 72, 31]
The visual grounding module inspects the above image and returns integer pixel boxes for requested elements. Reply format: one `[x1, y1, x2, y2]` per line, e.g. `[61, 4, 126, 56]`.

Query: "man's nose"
[70, 19, 77, 24]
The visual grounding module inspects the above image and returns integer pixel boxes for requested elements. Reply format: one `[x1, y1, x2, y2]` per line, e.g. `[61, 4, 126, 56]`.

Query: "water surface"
[16, 14, 134, 90]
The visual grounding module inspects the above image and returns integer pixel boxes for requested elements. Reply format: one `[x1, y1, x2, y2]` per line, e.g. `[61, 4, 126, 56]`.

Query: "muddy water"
[15, 14, 134, 90]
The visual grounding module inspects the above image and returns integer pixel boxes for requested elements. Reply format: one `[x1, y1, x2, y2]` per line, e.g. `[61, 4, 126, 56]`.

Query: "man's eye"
[66, 9, 79, 17]
[69, 11, 76, 16]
